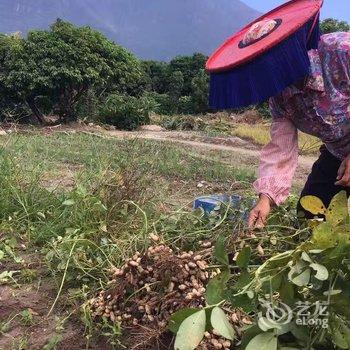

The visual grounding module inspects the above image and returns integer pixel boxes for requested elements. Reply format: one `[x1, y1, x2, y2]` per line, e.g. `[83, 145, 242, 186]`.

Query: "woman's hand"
[248, 194, 273, 229]
[335, 155, 350, 187]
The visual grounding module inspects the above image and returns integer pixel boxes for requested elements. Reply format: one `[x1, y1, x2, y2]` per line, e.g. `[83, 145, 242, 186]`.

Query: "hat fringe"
[209, 17, 320, 110]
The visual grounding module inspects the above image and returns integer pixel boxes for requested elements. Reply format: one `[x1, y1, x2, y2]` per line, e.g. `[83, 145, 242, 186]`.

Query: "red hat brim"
[206, 0, 323, 73]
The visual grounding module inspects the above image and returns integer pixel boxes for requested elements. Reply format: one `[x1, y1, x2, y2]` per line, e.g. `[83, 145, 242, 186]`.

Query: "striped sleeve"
[253, 117, 299, 205]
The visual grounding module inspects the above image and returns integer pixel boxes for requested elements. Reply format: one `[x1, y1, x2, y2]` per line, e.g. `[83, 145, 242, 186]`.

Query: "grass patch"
[0, 132, 256, 272]
[2, 133, 255, 185]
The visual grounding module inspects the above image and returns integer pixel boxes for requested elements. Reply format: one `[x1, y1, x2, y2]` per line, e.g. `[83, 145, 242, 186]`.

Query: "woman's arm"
[249, 117, 299, 228]
[254, 118, 299, 205]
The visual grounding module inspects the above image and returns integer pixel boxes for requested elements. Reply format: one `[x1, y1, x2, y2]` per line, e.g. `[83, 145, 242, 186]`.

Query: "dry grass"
[232, 123, 321, 155]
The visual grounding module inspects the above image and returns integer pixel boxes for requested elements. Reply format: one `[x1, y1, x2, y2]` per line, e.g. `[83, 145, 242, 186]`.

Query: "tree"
[191, 69, 209, 113]
[29, 20, 144, 122]
[0, 33, 37, 122]
[100, 93, 157, 130]
[320, 18, 350, 34]
[0, 21, 143, 123]
[168, 71, 184, 103]
[141, 60, 169, 94]
[169, 53, 207, 96]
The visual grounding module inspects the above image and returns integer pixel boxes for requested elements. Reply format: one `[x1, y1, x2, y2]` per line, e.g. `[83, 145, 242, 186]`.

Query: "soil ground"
[0, 251, 111, 350]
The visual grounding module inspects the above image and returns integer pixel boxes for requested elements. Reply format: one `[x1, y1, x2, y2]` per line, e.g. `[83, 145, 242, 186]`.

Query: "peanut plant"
[172, 191, 350, 350]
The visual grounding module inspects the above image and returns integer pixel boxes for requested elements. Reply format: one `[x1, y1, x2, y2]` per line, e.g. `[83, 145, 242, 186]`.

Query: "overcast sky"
[243, 0, 350, 22]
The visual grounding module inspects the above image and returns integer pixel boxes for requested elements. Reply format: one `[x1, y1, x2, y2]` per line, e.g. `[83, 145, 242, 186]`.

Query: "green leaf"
[275, 322, 292, 336]
[323, 289, 342, 296]
[206, 270, 230, 305]
[0, 270, 13, 283]
[247, 291, 254, 299]
[174, 310, 206, 350]
[62, 199, 75, 206]
[240, 325, 263, 349]
[312, 222, 337, 249]
[214, 236, 229, 265]
[300, 196, 326, 215]
[326, 191, 349, 226]
[257, 317, 291, 335]
[225, 292, 256, 313]
[290, 323, 310, 342]
[258, 317, 281, 332]
[335, 225, 350, 247]
[333, 328, 349, 349]
[261, 273, 283, 294]
[236, 246, 251, 269]
[210, 307, 235, 340]
[340, 323, 350, 348]
[291, 269, 311, 286]
[287, 260, 306, 277]
[309, 249, 324, 254]
[279, 278, 295, 306]
[310, 263, 329, 281]
[233, 271, 253, 291]
[246, 332, 278, 350]
[301, 252, 312, 263]
[0, 250, 4, 260]
[169, 309, 199, 333]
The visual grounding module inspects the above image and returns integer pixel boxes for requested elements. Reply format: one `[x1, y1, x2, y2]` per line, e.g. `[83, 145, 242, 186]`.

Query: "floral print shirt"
[270, 32, 350, 160]
[254, 32, 350, 205]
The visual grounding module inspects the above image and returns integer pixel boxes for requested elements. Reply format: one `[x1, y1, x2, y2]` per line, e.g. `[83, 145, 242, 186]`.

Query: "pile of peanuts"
[88, 238, 239, 349]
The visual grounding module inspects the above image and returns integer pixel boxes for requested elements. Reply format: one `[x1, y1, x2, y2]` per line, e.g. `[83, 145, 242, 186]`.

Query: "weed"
[42, 335, 63, 350]
[12, 337, 29, 350]
[20, 309, 34, 326]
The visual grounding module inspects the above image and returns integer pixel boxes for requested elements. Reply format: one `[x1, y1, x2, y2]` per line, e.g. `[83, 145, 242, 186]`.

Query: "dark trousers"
[297, 146, 350, 219]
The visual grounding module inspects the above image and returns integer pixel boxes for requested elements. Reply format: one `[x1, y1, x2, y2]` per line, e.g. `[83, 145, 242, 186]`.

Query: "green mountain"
[0, 0, 260, 61]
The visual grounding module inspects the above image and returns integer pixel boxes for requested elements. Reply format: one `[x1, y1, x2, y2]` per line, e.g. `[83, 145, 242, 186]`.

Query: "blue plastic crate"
[193, 194, 255, 222]
[193, 194, 243, 214]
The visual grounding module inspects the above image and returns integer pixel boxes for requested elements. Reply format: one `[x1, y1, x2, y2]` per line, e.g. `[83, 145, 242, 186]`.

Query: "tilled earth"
[0, 252, 110, 350]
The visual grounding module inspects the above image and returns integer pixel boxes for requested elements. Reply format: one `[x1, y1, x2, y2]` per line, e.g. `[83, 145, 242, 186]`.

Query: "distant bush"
[256, 102, 271, 119]
[178, 96, 194, 114]
[320, 18, 350, 34]
[158, 114, 205, 131]
[100, 94, 157, 130]
[145, 92, 176, 115]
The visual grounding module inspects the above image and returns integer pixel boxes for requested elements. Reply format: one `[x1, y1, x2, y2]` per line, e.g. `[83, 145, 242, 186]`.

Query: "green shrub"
[178, 96, 194, 114]
[160, 114, 205, 131]
[75, 89, 100, 122]
[144, 92, 176, 115]
[100, 94, 156, 130]
[256, 102, 270, 119]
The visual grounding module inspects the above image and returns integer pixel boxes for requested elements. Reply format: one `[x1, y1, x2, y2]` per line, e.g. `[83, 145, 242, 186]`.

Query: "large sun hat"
[206, 0, 324, 109]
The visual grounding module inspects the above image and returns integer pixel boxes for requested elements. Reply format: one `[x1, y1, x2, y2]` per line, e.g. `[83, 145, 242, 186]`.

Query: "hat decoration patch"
[239, 18, 282, 48]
